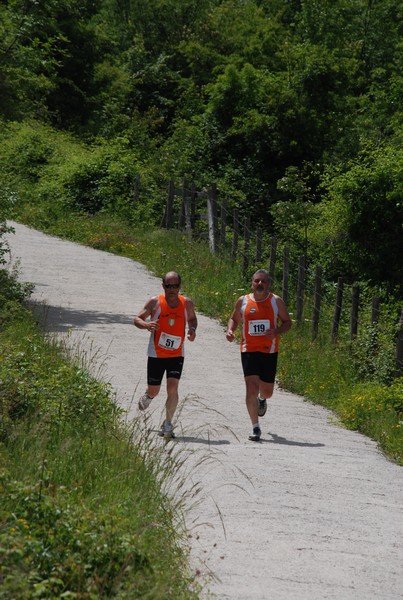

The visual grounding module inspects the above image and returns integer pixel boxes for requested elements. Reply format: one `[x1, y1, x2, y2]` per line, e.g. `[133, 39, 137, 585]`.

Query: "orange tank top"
[240, 293, 279, 353]
[147, 294, 187, 358]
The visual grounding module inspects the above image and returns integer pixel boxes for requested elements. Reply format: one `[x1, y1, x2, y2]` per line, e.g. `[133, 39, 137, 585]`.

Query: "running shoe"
[158, 422, 175, 440]
[248, 426, 261, 442]
[138, 393, 153, 410]
[257, 395, 267, 417]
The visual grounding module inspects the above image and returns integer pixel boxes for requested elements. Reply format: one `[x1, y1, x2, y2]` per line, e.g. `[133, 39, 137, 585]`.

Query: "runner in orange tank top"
[226, 269, 292, 441]
[240, 292, 280, 354]
[134, 271, 197, 439]
[149, 293, 187, 358]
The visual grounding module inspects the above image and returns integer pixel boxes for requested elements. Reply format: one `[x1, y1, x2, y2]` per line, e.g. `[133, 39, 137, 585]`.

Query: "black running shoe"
[248, 426, 261, 442]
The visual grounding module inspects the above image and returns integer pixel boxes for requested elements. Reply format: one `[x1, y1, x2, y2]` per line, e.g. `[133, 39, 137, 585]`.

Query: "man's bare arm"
[185, 298, 197, 341]
[133, 297, 159, 332]
[265, 295, 292, 340]
[226, 296, 243, 342]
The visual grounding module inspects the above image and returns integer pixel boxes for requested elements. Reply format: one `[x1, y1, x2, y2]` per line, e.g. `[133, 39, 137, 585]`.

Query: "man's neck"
[252, 291, 269, 302]
[166, 296, 180, 308]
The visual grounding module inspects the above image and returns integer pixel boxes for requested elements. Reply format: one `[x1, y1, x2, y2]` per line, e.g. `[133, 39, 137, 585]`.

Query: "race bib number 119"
[248, 319, 270, 336]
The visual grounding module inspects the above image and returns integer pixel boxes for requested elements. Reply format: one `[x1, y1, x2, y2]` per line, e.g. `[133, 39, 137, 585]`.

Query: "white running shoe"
[138, 393, 153, 410]
[248, 425, 261, 442]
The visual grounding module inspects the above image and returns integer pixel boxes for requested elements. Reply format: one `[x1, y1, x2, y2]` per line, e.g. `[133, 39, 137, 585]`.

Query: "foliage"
[0, 121, 165, 227]
[0, 0, 102, 128]
[270, 165, 319, 257]
[0, 143, 17, 266]
[336, 377, 403, 463]
[313, 143, 403, 288]
[1, 0, 402, 289]
[349, 322, 397, 384]
[0, 269, 34, 331]
[0, 220, 13, 268]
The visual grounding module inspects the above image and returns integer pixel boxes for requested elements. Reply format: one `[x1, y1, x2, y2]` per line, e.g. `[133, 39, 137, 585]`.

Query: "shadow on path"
[175, 436, 231, 446]
[264, 432, 325, 448]
[28, 300, 132, 331]
[148, 430, 231, 446]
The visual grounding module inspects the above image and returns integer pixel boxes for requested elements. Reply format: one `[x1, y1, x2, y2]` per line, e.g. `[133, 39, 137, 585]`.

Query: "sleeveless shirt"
[240, 293, 279, 353]
[147, 294, 187, 358]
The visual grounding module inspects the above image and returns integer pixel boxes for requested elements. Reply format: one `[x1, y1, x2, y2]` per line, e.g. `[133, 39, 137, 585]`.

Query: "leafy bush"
[0, 467, 193, 599]
[0, 121, 166, 227]
[350, 322, 397, 384]
[313, 143, 403, 289]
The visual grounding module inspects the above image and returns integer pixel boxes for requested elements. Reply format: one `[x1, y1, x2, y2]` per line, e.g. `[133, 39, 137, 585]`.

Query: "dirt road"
[6, 222, 403, 599]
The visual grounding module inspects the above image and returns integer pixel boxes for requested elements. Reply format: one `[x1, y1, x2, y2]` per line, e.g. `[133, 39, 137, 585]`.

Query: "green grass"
[0, 271, 200, 599]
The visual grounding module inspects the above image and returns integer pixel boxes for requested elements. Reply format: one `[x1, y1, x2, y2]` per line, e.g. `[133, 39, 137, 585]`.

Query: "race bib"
[158, 332, 182, 350]
[248, 319, 270, 336]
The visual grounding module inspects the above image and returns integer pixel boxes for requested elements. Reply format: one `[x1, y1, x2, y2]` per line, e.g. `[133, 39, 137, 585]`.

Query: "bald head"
[163, 271, 181, 286]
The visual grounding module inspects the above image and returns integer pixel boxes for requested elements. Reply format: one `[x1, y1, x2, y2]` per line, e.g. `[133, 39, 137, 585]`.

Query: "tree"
[271, 165, 318, 258]
[314, 143, 403, 289]
[0, 0, 102, 129]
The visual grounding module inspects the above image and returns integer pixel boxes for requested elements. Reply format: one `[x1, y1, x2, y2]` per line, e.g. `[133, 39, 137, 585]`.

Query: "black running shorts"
[241, 352, 278, 383]
[147, 356, 184, 386]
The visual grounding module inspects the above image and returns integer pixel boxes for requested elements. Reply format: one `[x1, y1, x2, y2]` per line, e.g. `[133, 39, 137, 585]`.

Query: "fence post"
[166, 179, 175, 228]
[296, 255, 305, 324]
[220, 198, 227, 247]
[350, 285, 360, 339]
[282, 246, 289, 307]
[190, 181, 197, 230]
[312, 265, 322, 340]
[255, 227, 262, 263]
[395, 308, 403, 378]
[182, 179, 192, 242]
[231, 209, 239, 261]
[242, 217, 251, 276]
[207, 184, 218, 254]
[368, 296, 381, 353]
[133, 174, 140, 203]
[268, 236, 277, 288]
[371, 297, 380, 324]
[178, 179, 186, 230]
[332, 277, 344, 342]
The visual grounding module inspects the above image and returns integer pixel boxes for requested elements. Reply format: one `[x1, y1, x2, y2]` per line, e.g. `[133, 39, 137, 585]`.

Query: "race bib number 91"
[158, 332, 182, 350]
[248, 319, 270, 336]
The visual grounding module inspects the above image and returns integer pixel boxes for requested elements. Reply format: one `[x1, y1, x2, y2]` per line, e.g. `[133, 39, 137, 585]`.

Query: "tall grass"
[13, 208, 402, 464]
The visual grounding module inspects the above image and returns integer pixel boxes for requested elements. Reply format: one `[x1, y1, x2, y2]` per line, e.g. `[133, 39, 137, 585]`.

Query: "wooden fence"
[140, 177, 403, 377]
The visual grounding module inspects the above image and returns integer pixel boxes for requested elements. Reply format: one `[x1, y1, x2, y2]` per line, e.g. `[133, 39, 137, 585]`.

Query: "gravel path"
[6, 221, 403, 600]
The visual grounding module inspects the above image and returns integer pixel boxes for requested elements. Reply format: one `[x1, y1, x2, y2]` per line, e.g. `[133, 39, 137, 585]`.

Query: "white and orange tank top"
[240, 293, 279, 353]
[147, 294, 187, 358]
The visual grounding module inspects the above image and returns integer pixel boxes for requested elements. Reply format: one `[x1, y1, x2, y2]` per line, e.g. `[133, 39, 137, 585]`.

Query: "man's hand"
[187, 327, 196, 341]
[264, 327, 277, 340]
[226, 329, 235, 342]
[146, 320, 159, 332]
